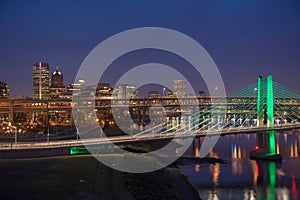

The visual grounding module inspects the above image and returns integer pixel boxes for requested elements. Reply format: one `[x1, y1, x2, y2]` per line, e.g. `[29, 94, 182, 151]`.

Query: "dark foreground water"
[181, 129, 300, 200]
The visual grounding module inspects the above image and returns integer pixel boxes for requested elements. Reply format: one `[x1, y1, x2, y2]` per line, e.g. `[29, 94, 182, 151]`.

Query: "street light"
[14, 128, 17, 144]
[47, 128, 50, 142]
[254, 87, 258, 96]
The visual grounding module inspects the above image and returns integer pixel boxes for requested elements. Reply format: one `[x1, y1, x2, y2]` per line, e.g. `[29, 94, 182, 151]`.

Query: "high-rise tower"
[50, 67, 65, 98]
[173, 80, 187, 97]
[33, 62, 50, 100]
[0, 81, 10, 98]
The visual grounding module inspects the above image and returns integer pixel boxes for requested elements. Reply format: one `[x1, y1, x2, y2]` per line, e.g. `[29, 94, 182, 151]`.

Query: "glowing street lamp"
[254, 87, 258, 96]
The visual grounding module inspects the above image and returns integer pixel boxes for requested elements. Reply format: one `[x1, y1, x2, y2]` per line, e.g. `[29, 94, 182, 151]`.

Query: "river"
[180, 129, 300, 200]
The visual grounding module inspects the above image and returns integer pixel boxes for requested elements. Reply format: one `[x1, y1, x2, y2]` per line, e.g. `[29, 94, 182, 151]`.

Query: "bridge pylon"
[251, 75, 281, 161]
[256, 76, 264, 128]
[267, 75, 275, 128]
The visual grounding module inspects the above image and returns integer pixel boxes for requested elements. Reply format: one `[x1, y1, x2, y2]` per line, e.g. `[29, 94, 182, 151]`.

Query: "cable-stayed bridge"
[123, 75, 300, 160]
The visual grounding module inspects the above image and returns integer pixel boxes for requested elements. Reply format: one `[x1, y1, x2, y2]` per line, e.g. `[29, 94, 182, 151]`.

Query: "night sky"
[0, 0, 300, 97]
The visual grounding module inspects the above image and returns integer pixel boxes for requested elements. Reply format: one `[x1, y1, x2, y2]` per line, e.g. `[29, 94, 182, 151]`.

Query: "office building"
[115, 84, 138, 99]
[50, 67, 66, 98]
[66, 79, 94, 97]
[148, 91, 161, 98]
[0, 81, 9, 98]
[96, 83, 113, 97]
[173, 80, 187, 97]
[33, 62, 50, 100]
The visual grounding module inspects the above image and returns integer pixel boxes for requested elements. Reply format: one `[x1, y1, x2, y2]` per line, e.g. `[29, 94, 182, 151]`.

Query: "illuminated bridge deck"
[1, 123, 300, 151]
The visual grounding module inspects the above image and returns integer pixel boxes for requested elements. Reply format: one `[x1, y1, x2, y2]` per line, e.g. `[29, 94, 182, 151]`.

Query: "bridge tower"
[251, 75, 281, 160]
[267, 75, 275, 128]
[266, 75, 276, 155]
[256, 76, 265, 152]
[256, 76, 264, 128]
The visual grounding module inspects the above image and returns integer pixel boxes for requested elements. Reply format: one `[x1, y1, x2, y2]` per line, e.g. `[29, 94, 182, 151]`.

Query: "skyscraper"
[96, 83, 113, 97]
[50, 67, 66, 98]
[113, 84, 137, 105]
[51, 67, 64, 87]
[173, 80, 187, 97]
[0, 81, 10, 98]
[115, 84, 138, 99]
[33, 62, 50, 100]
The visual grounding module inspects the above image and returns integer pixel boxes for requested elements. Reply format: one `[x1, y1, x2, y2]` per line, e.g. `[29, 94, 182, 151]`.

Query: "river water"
[180, 129, 300, 200]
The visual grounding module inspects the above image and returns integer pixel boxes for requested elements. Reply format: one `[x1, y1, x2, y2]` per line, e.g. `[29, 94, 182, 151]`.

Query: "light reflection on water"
[181, 129, 300, 200]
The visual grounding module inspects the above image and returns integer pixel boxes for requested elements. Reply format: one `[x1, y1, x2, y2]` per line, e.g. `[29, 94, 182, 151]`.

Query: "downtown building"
[49, 67, 66, 98]
[173, 79, 187, 97]
[148, 91, 161, 98]
[33, 62, 50, 100]
[96, 83, 114, 97]
[0, 81, 10, 98]
[115, 84, 138, 99]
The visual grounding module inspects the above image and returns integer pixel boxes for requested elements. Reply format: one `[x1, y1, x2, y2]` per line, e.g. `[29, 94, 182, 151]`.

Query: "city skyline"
[0, 59, 298, 98]
[0, 59, 198, 98]
[0, 1, 300, 97]
[1, 2, 300, 199]
[1, 61, 193, 99]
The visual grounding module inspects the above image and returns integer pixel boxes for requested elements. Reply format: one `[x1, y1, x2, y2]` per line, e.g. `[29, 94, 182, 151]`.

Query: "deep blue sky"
[0, 0, 300, 96]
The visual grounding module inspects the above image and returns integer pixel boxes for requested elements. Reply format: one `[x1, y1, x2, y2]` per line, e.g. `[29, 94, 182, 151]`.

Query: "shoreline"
[169, 156, 227, 200]
[0, 155, 203, 200]
[168, 167, 201, 200]
[0, 144, 225, 199]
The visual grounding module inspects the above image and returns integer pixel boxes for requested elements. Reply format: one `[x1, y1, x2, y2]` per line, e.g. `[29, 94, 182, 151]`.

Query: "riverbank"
[0, 155, 200, 200]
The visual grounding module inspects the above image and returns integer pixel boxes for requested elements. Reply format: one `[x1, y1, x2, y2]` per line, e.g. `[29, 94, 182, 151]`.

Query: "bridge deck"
[1, 123, 299, 150]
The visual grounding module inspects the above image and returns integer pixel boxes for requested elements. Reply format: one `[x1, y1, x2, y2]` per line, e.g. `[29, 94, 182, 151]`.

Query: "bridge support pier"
[250, 75, 282, 161]
[8, 100, 14, 124]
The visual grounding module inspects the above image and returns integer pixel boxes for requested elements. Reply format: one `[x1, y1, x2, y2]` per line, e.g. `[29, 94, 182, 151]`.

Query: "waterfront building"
[115, 84, 138, 99]
[66, 84, 74, 96]
[148, 91, 161, 98]
[0, 95, 299, 134]
[0, 81, 10, 98]
[49, 67, 66, 98]
[66, 79, 95, 97]
[66, 80, 85, 96]
[173, 80, 187, 97]
[96, 83, 113, 97]
[33, 62, 50, 100]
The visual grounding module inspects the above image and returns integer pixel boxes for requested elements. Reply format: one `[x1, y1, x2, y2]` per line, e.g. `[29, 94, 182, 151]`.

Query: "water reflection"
[188, 129, 300, 159]
[181, 130, 300, 200]
[255, 161, 279, 200]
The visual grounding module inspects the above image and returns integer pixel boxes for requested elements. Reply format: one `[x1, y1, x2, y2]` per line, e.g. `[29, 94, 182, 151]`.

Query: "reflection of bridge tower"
[252, 75, 281, 160]
[255, 161, 281, 199]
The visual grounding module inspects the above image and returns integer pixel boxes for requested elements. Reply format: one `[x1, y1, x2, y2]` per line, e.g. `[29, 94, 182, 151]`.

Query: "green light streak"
[69, 146, 109, 155]
[268, 161, 276, 200]
[267, 75, 274, 128]
[257, 76, 264, 127]
[70, 146, 89, 155]
[266, 75, 276, 154]
[268, 130, 276, 155]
